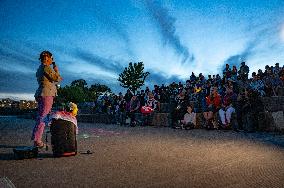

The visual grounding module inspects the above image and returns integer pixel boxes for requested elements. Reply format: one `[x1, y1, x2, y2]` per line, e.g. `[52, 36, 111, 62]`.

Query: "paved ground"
[0, 117, 283, 188]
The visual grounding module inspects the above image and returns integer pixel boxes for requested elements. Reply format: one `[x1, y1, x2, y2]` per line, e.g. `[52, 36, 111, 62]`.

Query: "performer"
[32, 51, 62, 148]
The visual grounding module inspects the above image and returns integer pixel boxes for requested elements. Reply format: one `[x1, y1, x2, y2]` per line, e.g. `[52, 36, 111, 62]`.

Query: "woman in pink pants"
[31, 51, 62, 148]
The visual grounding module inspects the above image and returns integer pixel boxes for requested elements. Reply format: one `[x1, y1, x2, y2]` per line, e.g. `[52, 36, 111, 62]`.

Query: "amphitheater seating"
[77, 97, 284, 132]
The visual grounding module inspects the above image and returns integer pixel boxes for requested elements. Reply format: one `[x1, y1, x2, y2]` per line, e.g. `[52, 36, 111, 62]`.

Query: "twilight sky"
[1, 0, 284, 100]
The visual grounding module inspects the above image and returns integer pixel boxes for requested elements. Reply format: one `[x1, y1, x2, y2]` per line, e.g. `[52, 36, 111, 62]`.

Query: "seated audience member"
[180, 104, 196, 130]
[218, 99, 235, 129]
[250, 72, 265, 96]
[146, 92, 160, 111]
[204, 87, 221, 129]
[142, 92, 160, 126]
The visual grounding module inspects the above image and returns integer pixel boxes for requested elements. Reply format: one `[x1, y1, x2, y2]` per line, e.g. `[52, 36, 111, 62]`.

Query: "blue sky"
[0, 0, 284, 100]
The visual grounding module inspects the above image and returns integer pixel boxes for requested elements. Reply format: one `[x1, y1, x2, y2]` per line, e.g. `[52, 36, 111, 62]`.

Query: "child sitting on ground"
[180, 104, 196, 130]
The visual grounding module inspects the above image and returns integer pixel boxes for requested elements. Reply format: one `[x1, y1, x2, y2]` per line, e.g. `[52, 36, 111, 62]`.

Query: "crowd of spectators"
[82, 62, 284, 132]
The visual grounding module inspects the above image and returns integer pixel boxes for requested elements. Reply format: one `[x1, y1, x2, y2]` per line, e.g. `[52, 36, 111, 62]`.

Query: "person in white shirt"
[180, 104, 196, 130]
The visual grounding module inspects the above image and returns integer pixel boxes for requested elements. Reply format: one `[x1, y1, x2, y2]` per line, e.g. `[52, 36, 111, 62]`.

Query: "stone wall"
[260, 97, 284, 132]
[261, 96, 284, 112]
[77, 114, 114, 124]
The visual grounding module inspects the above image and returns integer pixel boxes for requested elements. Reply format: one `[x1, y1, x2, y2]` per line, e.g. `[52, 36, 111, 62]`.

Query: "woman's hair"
[186, 103, 193, 109]
[39, 50, 52, 60]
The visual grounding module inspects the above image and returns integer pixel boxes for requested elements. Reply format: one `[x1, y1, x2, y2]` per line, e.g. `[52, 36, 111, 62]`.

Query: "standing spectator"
[237, 88, 249, 130]
[212, 75, 216, 83]
[172, 89, 187, 128]
[185, 80, 191, 89]
[145, 86, 150, 96]
[32, 51, 62, 148]
[205, 81, 212, 97]
[238, 61, 249, 81]
[199, 73, 206, 84]
[124, 89, 133, 102]
[159, 88, 169, 103]
[271, 73, 283, 96]
[263, 72, 275, 97]
[124, 89, 133, 111]
[153, 85, 160, 100]
[118, 94, 127, 125]
[231, 66, 238, 82]
[273, 63, 281, 75]
[215, 74, 222, 85]
[223, 64, 232, 80]
[257, 69, 264, 80]
[247, 89, 264, 132]
[264, 65, 272, 77]
[190, 72, 197, 83]
[128, 95, 141, 126]
[138, 90, 146, 107]
[207, 75, 213, 85]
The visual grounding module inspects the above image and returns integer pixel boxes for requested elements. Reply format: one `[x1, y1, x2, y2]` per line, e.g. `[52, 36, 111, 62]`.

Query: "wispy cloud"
[144, 70, 183, 87]
[73, 48, 125, 75]
[0, 40, 38, 73]
[222, 41, 256, 69]
[70, 47, 185, 90]
[90, 4, 135, 58]
[0, 68, 35, 93]
[144, 0, 194, 64]
[222, 25, 277, 70]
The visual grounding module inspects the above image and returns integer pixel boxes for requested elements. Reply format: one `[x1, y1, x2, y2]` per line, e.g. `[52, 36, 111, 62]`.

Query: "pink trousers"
[31, 96, 54, 142]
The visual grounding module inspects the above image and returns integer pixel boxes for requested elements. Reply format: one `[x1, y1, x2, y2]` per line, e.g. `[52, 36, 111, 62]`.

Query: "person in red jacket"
[204, 87, 221, 129]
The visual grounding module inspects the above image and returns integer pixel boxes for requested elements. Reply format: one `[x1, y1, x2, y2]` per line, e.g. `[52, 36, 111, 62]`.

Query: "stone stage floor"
[0, 117, 283, 188]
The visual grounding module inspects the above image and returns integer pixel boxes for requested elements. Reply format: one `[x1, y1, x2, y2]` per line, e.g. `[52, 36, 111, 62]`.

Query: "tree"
[71, 79, 87, 88]
[57, 85, 86, 104]
[118, 62, 150, 94]
[88, 83, 111, 101]
[56, 80, 112, 104]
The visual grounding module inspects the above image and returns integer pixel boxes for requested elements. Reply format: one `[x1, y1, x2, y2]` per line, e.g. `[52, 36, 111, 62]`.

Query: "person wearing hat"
[32, 51, 62, 148]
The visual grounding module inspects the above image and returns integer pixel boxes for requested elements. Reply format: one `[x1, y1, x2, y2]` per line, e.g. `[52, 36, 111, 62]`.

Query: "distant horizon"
[0, 93, 35, 101]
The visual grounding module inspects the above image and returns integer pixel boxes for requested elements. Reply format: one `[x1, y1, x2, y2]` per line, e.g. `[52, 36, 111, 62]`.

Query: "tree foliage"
[71, 79, 87, 88]
[56, 80, 112, 104]
[88, 83, 111, 101]
[118, 62, 150, 94]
